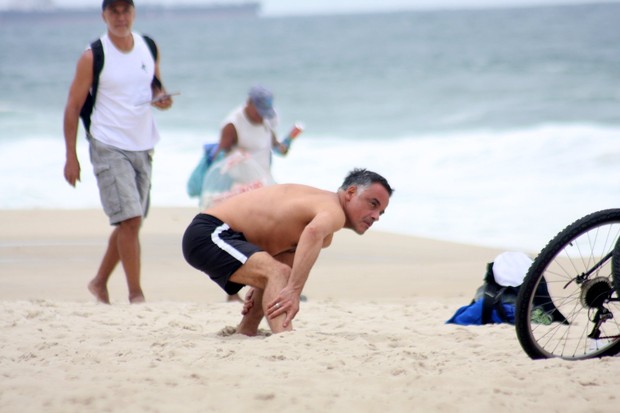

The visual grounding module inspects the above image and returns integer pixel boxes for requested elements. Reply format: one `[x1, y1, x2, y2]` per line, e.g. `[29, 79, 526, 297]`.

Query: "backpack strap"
[142, 35, 158, 60]
[79, 39, 104, 133]
[480, 262, 512, 324]
[481, 263, 495, 323]
[142, 35, 163, 91]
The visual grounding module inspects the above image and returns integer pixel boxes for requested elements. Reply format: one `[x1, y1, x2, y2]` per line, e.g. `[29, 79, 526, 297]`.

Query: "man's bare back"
[205, 184, 346, 256]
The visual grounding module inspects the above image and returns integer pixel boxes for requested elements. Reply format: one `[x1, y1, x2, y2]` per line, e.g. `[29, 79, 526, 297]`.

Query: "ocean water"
[1, 3, 620, 251]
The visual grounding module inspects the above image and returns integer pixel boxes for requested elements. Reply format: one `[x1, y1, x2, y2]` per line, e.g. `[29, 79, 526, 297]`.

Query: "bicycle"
[515, 209, 620, 360]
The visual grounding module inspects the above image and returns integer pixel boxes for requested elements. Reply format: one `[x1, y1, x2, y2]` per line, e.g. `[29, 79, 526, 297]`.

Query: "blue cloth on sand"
[445, 299, 515, 325]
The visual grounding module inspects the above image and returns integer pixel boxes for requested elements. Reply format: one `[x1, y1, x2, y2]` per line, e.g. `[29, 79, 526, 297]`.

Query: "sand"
[1, 208, 618, 413]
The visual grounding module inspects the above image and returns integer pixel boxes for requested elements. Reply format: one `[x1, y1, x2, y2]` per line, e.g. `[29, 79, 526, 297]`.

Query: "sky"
[2, 0, 620, 15]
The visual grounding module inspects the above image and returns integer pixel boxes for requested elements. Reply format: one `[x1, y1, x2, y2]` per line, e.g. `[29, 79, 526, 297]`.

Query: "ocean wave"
[2, 123, 620, 250]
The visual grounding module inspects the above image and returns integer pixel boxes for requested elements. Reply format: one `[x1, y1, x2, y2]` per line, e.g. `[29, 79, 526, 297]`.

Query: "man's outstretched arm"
[266, 209, 343, 327]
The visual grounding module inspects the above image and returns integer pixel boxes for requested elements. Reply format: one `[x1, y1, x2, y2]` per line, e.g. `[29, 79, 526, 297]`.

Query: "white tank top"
[90, 33, 160, 151]
[223, 106, 272, 172]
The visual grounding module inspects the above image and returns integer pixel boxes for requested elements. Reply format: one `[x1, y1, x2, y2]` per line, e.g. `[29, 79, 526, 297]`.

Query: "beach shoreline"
[0, 207, 506, 303]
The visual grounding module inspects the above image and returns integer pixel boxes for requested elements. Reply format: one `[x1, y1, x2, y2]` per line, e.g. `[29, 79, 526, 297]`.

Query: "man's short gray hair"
[339, 168, 393, 196]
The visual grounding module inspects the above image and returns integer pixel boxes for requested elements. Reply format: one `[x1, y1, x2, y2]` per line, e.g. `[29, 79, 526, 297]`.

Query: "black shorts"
[182, 214, 262, 295]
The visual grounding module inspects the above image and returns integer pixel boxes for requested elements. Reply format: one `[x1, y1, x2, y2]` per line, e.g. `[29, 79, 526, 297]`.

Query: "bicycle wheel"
[515, 209, 620, 360]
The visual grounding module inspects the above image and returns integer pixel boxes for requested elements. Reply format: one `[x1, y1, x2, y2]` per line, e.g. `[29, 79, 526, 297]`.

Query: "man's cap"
[248, 85, 276, 120]
[102, 0, 134, 10]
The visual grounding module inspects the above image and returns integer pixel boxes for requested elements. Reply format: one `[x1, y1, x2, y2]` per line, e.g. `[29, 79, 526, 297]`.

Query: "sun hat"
[102, 0, 134, 10]
[248, 85, 276, 120]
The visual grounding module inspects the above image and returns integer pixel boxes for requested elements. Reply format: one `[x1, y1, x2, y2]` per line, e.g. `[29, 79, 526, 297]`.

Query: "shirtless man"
[182, 168, 393, 335]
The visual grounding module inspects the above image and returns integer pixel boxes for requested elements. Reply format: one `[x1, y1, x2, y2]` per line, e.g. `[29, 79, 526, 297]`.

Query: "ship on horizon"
[0, 0, 261, 17]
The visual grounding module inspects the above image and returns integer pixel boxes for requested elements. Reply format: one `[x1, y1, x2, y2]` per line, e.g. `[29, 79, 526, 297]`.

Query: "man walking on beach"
[182, 168, 393, 334]
[62, 0, 173, 303]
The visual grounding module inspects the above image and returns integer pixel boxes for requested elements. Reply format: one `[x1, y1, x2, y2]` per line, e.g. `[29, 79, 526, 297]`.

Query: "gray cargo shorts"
[88, 136, 153, 225]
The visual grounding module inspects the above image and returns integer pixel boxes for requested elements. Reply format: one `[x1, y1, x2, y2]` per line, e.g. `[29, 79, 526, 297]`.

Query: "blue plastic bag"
[186, 143, 219, 198]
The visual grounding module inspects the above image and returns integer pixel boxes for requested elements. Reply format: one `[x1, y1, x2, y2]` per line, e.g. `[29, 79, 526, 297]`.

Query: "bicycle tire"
[515, 209, 620, 360]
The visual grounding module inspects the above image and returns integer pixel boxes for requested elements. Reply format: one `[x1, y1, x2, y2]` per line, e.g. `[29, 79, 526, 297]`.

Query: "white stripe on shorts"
[211, 223, 248, 264]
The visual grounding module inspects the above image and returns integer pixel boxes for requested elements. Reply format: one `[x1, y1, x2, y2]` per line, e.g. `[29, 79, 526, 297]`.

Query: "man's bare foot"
[226, 293, 243, 303]
[88, 280, 110, 304]
[129, 293, 145, 304]
[225, 325, 271, 337]
[234, 325, 259, 337]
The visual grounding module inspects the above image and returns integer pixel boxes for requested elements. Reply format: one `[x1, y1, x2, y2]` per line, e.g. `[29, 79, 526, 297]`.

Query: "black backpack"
[474, 261, 568, 325]
[79, 35, 160, 133]
[474, 262, 520, 324]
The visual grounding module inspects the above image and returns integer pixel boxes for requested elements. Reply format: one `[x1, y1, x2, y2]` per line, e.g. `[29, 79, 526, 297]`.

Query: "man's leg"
[88, 227, 120, 304]
[117, 216, 144, 303]
[229, 252, 292, 334]
[87, 138, 149, 304]
[88, 216, 143, 304]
